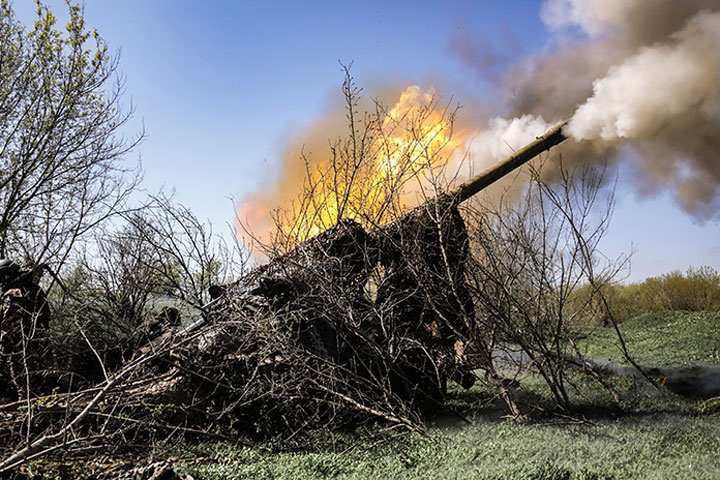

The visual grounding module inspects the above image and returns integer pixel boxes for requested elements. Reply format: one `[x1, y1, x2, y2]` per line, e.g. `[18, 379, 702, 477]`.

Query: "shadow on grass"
[438, 369, 719, 430]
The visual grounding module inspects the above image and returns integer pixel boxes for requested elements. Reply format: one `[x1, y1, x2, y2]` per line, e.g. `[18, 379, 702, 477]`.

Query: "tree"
[0, 2, 252, 472]
[0, 1, 142, 271]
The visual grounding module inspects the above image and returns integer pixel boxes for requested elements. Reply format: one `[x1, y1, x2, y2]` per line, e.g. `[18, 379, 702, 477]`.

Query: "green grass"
[176, 420, 720, 479]
[578, 311, 720, 366]
[72, 310, 720, 479]
[173, 311, 720, 479]
[175, 378, 720, 480]
[175, 307, 720, 480]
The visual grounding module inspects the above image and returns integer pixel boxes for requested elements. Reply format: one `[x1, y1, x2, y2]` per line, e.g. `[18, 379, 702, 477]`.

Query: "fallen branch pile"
[0, 200, 482, 474]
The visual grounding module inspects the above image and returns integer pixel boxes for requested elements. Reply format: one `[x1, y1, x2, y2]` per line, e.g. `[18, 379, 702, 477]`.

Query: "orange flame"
[237, 86, 464, 249]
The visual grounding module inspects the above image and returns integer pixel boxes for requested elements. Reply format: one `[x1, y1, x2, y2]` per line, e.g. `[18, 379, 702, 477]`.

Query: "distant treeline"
[570, 266, 720, 326]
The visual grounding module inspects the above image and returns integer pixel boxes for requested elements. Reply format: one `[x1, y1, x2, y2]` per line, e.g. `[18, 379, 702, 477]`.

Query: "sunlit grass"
[176, 384, 720, 480]
[166, 311, 720, 479]
[578, 311, 720, 366]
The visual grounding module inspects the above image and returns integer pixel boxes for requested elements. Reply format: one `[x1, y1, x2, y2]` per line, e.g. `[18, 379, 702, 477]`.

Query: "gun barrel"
[449, 122, 568, 204]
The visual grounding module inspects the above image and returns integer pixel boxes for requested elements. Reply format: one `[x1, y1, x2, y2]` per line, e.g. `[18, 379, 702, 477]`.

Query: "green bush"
[569, 266, 720, 325]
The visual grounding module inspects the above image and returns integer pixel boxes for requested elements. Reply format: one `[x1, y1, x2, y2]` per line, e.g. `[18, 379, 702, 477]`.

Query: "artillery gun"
[203, 123, 567, 318]
[0, 124, 569, 466]
[188, 123, 569, 407]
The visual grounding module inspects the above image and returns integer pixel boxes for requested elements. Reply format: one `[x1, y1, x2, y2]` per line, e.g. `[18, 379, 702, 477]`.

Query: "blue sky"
[13, 1, 720, 282]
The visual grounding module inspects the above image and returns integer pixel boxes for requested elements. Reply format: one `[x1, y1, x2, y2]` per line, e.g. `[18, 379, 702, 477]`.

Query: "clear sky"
[12, 0, 720, 283]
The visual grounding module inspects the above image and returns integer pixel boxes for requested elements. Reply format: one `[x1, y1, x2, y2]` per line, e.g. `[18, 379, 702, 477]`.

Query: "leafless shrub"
[46, 193, 245, 385]
[463, 161, 630, 413]
[0, 192, 246, 473]
[248, 64, 458, 254]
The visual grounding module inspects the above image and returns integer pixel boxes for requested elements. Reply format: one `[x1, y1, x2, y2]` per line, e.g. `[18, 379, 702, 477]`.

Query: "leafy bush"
[569, 266, 720, 325]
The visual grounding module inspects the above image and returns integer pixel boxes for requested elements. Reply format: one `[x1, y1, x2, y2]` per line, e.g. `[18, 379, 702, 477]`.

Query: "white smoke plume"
[459, 0, 720, 217]
[568, 11, 720, 141]
[448, 115, 553, 181]
[240, 0, 720, 241]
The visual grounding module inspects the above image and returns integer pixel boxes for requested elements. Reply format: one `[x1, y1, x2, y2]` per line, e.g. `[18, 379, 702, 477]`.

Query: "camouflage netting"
[376, 195, 478, 402]
[146, 205, 477, 438]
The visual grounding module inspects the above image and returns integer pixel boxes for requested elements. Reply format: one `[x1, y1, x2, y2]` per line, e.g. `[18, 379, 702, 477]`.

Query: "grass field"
[578, 311, 720, 366]
[174, 311, 720, 480]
